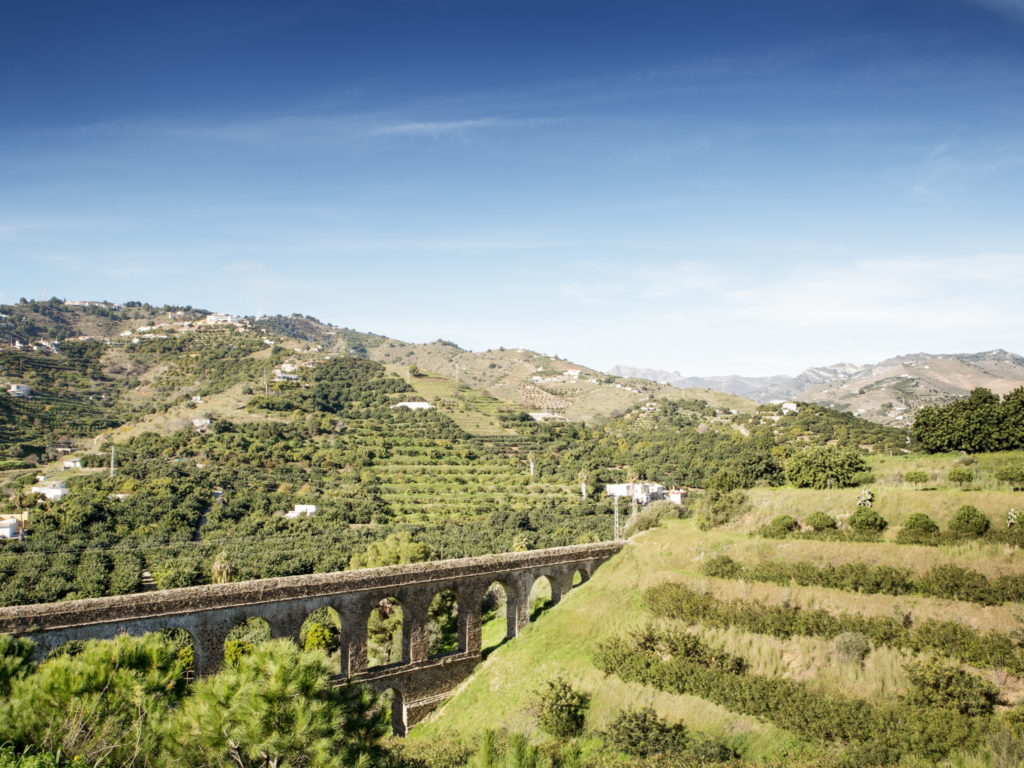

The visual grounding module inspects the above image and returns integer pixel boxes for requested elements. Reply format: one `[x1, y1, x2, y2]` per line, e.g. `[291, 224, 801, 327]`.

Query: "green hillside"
[414, 498, 1024, 765]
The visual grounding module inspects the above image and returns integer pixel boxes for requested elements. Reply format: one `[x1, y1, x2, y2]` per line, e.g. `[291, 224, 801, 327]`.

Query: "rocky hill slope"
[610, 350, 1024, 424]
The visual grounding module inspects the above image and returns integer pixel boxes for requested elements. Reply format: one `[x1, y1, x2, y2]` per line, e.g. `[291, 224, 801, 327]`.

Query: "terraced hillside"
[414, 469, 1024, 765]
[336, 406, 564, 523]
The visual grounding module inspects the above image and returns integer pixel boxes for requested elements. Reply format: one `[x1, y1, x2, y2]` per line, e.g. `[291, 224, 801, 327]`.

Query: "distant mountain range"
[608, 351, 1024, 425]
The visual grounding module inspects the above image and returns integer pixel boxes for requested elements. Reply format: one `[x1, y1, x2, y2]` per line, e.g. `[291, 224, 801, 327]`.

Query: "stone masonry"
[0, 541, 623, 734]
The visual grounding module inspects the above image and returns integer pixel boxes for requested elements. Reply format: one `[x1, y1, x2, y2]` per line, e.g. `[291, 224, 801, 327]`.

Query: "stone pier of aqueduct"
[0, 542, 623, 735]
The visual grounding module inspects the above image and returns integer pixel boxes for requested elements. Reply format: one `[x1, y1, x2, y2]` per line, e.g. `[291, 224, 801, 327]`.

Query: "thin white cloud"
[54, 112, 552, 147]
[373, 118, 503, 137]
[961, 0, 1024, 18]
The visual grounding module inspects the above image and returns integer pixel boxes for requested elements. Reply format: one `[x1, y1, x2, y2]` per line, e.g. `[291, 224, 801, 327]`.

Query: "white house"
[205, 313, 235, 325]
[390, 402, 434, 411]
[667, 489, 688, 505]
[565, 369, 581, 378]
[192, 419, 211, 434]
[285, 504, 317, 519]
[0, 517, 21, 539]
[63, 459, 82, 469]
[30, 481, 69, 501]
[782, 403, 799, 414]
[191, 396, 202, 403]
[7, 384, 30, 398]
[605, 482, 665, 504]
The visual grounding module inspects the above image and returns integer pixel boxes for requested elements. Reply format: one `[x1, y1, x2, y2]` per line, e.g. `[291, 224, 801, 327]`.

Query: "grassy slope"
[413, 475, 1024, 758]
[412, 521, 808, 759]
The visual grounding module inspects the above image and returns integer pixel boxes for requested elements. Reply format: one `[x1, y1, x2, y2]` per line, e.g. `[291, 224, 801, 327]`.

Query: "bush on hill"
[804, 511, 837, 531]
[948, 505, 990, 537]
[785, 446, 867, 489]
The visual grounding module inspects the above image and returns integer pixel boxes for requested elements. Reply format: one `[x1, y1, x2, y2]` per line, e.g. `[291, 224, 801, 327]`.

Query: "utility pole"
[614, 495, 619, 541]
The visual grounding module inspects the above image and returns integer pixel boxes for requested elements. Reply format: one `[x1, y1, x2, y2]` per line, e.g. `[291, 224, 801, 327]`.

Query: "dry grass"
[694, 623, 910, 703]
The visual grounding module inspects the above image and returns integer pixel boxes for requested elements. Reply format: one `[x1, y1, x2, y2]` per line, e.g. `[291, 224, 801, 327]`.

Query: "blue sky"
[2, 0, 1024, 376]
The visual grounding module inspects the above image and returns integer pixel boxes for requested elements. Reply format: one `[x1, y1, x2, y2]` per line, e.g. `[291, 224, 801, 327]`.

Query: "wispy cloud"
[961, 0, 1024, 19]
[373, 118, 504, 137]
[54, 112, 552, 147]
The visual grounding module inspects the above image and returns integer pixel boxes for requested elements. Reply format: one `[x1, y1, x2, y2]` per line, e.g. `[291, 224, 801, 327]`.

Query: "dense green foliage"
[785, 446, 867, 489]
[948, 504, 991, 536]
[902, 659, 1001, 717]
[0, 632, 390, 768]
[536, 677, 589, 738]
[604, 707, 688, 757]
[913, 387, 1024, 453]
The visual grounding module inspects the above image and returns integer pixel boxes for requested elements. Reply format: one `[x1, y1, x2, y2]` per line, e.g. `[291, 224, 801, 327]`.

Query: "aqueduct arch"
[0, 542, 623, 732]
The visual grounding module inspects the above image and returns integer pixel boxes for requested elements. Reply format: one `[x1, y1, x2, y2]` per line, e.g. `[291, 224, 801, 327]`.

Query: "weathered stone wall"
[0, 541, 623, 733]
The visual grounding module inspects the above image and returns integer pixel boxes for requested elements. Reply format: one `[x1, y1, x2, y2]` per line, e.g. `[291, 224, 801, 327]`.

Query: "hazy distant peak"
[606, 365, 683, 383]
[607, 349, 1024, 414]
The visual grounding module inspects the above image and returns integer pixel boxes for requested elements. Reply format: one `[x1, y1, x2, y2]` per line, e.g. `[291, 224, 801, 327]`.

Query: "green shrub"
[700, 555, 744, 579]
[785, 446, 868, 489]
[904, 470, 929, 485]
[605, 706, 688, 757]
[948, 467, 974, 488]
[905, 513, 939, 534]
[995, 466, 1024, 488]
[804, 511, 837, 531]
[949, 505, 990, 537]
[304, 623, 335, 652]
[625, 508, 661, 536]
[759, 514, 799, 539]
[0, 635, 36, 697]
[848, 507, 887, 532]
[536, 677, 589, 738]
[904, 659, 1001, 716]
[834, 632, 871, 664]
[918, 564, 1000, 605]
[223, 639, 255, 667]
[851, 471, 876, 486]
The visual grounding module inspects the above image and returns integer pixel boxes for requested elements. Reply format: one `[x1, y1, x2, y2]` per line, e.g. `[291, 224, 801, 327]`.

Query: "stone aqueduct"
[0, 542, 624, 735]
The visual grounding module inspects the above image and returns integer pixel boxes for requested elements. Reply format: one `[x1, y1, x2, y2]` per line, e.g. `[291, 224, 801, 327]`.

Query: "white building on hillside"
[7, 384, 30, 398]
[390, 402, 433, 411]
[285, 504, 317, 519]
[667, 489, 688, 505]
[205, 313, 236, 325]
[63, 459, 82, 469]
[30, 481, 69, 501]
[0, 517, 21, 539]
[606, 482, 666, 504]
[782, 402, 800, 414]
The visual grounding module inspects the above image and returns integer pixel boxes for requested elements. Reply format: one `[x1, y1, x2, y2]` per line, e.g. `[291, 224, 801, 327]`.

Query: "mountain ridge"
[609, 350, 1024, 425]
